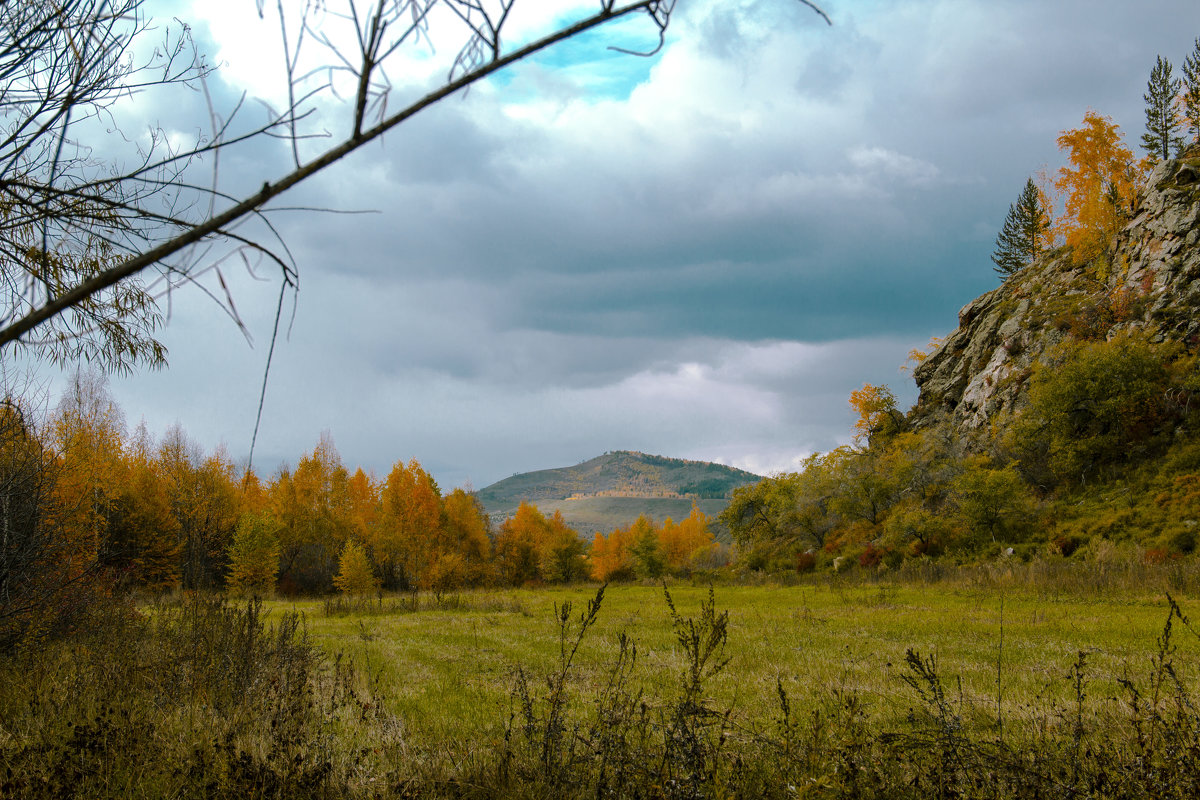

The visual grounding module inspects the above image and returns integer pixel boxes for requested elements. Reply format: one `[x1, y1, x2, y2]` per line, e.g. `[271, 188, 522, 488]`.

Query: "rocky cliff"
[913, 154, 1200, 433]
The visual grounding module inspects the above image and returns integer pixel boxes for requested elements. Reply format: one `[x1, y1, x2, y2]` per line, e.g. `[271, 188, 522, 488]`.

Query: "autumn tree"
[226, 512, 281, 596]
[158, 425, 240, 589]
[494, 501, 550, 586]
[1054, 111, 1138, 266]
[104, 437, 180, 589]
[589, 526, 636, 582]
[440, 489, 491, 585]
[1142, 56, 1185, 162]
[48, 370, 126, 579]
[659, 505, 716, 572]
[238, 469, 271, 517]
[427, 553, 469, 604]
[333, 539, 379, 598]
[992, 178, 1050, 279]
[272, 434, 352, 593]
[848, 383, 900, 445]
[539, 511, 588, 583]
[345, 468, 381, 547]
[1184, 38, 1200, 143]
[374, 458, 442, 591]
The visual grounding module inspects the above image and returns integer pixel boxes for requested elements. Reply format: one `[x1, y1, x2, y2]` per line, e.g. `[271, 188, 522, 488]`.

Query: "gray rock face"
[913, 156, 1200, 434]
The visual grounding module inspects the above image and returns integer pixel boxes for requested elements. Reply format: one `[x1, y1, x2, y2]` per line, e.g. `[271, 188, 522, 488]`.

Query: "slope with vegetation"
[476, 450, 761, 507]
[475, 450, 759, 536]
[723, 45, 1200, 574]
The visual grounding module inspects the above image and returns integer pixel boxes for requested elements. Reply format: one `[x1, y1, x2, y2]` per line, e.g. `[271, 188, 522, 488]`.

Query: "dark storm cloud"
[75, 0, 1200, 486]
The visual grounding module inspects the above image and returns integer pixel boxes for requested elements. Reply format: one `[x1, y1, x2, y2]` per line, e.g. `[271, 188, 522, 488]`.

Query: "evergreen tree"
[992, 178, 1048, 279]
[1183, 38, 1200, 145]
[1142, 55, 1184, 162]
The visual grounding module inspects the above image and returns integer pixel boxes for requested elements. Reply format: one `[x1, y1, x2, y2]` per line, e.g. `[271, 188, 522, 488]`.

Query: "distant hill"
[475, 451, 761, 536]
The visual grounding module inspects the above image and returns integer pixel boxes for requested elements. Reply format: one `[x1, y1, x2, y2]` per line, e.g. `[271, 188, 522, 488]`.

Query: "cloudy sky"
[35, 0, 1200, 489]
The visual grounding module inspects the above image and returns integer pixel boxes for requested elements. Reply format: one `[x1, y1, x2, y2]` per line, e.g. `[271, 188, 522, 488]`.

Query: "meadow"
[7, 560, 1200, 798]
[294, 578, 1193, 745]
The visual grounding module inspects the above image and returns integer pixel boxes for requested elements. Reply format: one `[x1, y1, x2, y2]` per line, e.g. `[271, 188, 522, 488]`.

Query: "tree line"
[0, 369, 724, 651]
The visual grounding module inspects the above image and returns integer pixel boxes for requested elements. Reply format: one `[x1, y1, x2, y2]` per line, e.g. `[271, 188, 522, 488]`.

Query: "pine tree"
[992, 178, 1048, 279]
[1142, 55, 1184, 162]
[1183, 38, 1200, 145]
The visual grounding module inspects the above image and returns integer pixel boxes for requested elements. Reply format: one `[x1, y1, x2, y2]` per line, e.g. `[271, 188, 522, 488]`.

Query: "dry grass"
[5, 562, 1200, 797]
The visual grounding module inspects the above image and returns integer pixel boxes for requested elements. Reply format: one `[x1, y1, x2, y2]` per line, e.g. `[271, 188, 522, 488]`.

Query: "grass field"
[277, 577, 1200, 748]
[9, 567, 1200, 797]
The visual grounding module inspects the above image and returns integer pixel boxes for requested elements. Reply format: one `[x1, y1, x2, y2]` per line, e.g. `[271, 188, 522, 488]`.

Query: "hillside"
[475, 450, 761, 532]
[724, 152, 1200, 570]
[913, 153, 1200, 438]
[505, 496, 735, 540]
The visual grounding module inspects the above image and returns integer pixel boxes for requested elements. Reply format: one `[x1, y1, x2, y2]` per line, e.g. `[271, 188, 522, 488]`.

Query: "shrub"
[1009, 333, 1181, 485]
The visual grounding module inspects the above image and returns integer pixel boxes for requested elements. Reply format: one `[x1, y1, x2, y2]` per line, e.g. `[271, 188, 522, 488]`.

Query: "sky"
[29, 0, 1200, 489]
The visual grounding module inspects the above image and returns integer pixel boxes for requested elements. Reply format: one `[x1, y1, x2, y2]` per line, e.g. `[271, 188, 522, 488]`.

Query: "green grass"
[275, 579, 1197, 748]
[8, 571, 1200, 797]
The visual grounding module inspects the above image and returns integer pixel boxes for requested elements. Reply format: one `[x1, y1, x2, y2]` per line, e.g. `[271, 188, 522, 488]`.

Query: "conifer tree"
[992, 178, 1049, 279]
[226, 513, 281, 596]
[1142, 55, 1184, 162]
[333, 538, 379, 597]
[1183, 38, 1200, 145]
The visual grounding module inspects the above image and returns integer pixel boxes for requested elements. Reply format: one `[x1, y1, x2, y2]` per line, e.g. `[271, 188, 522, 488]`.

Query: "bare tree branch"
[0, 0, 831, 373]
[0, 0, 667, 351]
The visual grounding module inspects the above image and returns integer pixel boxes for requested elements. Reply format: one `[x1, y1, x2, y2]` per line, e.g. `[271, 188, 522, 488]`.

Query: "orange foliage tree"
[1054, 111, 1139, 266]
[238, 469, 271, 516]
[590, 506, 716, 581]
[375, 458, 442, 591]
[588, 524, 636, 582]
[539, 510, 587, 583]
[440, 488, 491, 585]
[345, 467, 380, 545]
[848, 383, 898, 445]
[272, 434, 352, 593]
[49, 371, 126, 577]
[493, 501, 550, 585]
[106, 436, 180, 589]
[158, 425, 240, 589]
[658, 504, 716, 571]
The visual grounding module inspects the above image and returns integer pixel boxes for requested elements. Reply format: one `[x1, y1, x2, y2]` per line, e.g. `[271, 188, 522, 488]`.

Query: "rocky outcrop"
[913, 155, 1200, 433]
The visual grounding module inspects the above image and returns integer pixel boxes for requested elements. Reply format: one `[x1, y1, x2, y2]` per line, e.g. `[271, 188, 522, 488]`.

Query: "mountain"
[913, 152, 1200, 439]
[475, 451, 762, 537]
